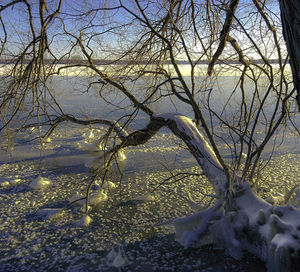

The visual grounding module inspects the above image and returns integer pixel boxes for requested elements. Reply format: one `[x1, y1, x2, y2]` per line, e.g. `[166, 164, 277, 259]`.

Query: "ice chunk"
[0, 177, 22, 187]
[88, 129, 94, 139]
[78, 141, 104, 153]
[76, 214, 92, 227]
[10, 178, 22, 186]
[79, 204, 91, 213]
[44, 137, 51, 143]
[35, 208, 64, 220]
[83, 129, 95, 140]
[29, 176, 52, 189]
[107, 247, 128, 268]
[95, 180, 116, 189]
[0, 180, 10, 188]
[266, 193, 284, 205]
[69, 190, 107, 206]
[117, 150, 126, 161]
[88, 190, 108, 205]
[106, 247, 117, 262]
[132, 193, 155, 202]
[103, 181, 117, 189]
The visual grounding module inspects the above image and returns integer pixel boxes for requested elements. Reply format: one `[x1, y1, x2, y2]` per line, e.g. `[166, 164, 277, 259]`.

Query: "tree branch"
[207, 0, 240, 76]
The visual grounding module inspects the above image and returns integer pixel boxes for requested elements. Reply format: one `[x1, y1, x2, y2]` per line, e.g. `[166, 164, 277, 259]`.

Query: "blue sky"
[0, 0, 283, 60]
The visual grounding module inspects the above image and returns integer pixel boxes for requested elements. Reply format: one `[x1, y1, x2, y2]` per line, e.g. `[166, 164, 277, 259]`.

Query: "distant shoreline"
[0, 58, 283, 65]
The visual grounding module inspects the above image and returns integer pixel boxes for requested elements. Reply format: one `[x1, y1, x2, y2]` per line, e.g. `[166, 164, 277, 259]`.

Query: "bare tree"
[0, 0, 299, 271]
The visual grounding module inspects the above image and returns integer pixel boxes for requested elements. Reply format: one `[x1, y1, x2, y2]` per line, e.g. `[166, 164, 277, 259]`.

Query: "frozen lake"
[0, 76, 299, 271]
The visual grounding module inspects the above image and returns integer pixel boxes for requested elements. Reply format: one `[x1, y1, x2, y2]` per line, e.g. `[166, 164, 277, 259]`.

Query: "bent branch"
[95, 113, 228, 197]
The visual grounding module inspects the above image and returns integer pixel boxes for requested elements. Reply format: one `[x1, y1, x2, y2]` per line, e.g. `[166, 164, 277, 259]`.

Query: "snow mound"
[29, 176, 52, 189]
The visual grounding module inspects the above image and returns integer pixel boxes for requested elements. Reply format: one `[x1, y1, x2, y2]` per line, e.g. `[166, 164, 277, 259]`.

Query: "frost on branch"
[155, 113, 227, 197]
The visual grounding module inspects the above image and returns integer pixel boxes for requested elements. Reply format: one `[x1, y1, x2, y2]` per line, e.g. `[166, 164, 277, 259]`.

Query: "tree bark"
[279, 0, 300, 111]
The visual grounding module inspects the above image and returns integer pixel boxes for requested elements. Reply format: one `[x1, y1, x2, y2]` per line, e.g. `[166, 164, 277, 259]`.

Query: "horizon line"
[0, 58, 283, 66]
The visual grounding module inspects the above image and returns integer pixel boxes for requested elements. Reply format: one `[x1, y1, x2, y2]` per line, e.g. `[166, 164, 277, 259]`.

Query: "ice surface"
[0, 116, 299, 271]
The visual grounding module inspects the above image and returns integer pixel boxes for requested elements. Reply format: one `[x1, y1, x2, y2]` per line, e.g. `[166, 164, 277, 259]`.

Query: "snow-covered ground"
[0, 123, 299, 271]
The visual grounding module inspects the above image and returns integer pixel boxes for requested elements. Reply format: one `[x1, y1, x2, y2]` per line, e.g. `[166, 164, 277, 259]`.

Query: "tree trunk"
[279, 0, 300, 111]
[153, 113, 300, 272]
